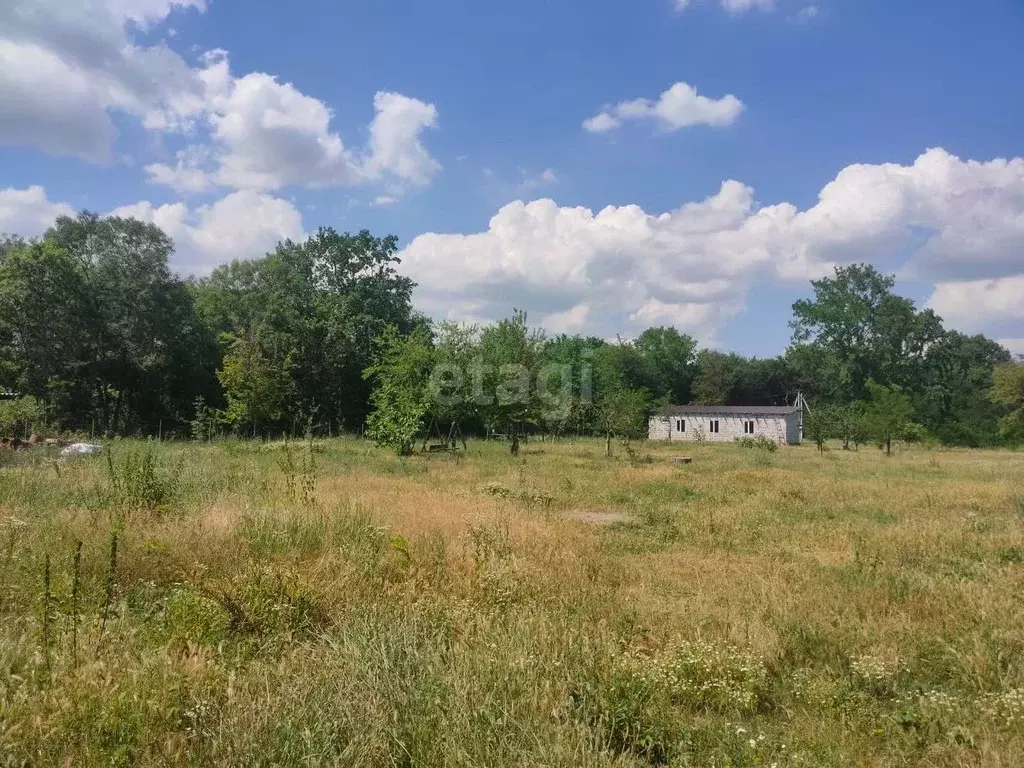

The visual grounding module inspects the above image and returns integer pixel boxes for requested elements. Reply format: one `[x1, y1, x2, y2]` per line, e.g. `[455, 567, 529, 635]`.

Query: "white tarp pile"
[60, 443, 103, 457]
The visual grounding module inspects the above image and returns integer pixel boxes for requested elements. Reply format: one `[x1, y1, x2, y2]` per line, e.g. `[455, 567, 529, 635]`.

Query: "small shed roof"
[655, 404, 800, 416]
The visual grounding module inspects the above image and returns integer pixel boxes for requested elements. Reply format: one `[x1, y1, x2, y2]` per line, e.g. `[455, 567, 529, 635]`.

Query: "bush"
[0, 395, 44, 436]
[737, 436, 778, 453]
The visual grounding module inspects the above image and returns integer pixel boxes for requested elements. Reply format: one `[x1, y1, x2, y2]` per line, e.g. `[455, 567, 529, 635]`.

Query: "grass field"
[1, 437, 1023, 766]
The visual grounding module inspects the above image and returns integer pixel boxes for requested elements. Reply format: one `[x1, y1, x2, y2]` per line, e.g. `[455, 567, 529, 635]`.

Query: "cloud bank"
[399, 149, 1024, 342]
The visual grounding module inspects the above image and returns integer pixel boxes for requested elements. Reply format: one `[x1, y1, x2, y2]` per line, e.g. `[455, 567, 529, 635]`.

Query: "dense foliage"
[0, 214, 1018, 446]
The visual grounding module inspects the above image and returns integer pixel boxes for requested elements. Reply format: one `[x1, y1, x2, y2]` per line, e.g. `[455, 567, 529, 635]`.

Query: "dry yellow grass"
[0, 436, 1022, 765]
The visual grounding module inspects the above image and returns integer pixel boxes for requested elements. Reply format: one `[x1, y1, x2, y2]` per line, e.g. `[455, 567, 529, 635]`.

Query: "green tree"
[592, 341, 653, 456]
[789, 264, 944, 404]
[0, 234, 24, 264]
[595, 385, 650, 458]
[536, 334, 604, 437]
[989, 362, 1024, 441]
[915, 333, 1012, 446]
[477, 310, 543, 454]
[803, 406, 834, 453]
[0, 396, 44, 437]
[0, 241, 94, 421]
[833, 402, 870, 450]
[0, 217, 217, 435]
[192, 228, 417, 434]
[692, 350, 742, 405]
[429, 321, 482, 432]
[864, 380, 916, 456]
[216, 333, 296, 436]
[732, 356, 802, 406]
[363, 325, 434, 455]
[634, 326, 698, 404]
[42, 213, 219, 433]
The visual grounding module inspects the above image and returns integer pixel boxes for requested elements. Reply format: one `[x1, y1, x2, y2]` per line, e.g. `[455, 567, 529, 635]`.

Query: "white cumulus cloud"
[0, 2, 442, 197]
[0, 186, 75, 238]
[584, 82, 744, 134]
[149, 54, 441, 193]
[0, 0, 208, 161]
[927, 277, 1024, 333]
[400, 148, 1024, 342]
[111, 190, 305, 274]
[144, 146, 214, 193]
[363, 91, 441, 188]
[203, 63, 362, 190]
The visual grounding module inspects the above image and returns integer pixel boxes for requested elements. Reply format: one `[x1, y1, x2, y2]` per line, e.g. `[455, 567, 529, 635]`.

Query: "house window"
[744, 420, 755, 434]
[675, 418, 685, 433]
[709, 420, 719, 434]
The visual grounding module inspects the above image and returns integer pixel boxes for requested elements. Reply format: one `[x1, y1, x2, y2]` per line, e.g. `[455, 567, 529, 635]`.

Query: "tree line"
[1, 212, 1021, 449]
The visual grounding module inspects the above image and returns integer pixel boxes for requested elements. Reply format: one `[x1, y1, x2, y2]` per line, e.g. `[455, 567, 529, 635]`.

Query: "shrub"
[0, 395, 44, 436]
[737, 436, 778, 453]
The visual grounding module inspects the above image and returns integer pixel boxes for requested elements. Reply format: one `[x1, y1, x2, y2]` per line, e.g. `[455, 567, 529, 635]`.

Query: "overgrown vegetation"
[1, 437, 1023, 765]
[1, 216, 1020, 449]
[0, 395, 43, 437]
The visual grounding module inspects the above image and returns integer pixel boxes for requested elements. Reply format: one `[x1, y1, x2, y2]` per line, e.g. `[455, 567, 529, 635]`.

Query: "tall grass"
[0, 437, 1022, 765]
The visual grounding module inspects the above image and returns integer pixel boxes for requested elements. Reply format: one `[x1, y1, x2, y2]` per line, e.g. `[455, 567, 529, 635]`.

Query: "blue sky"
[2, 0, 1023, 356]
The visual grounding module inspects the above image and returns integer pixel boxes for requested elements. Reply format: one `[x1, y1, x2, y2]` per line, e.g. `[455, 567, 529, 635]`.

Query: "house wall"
[648, 413, 799, 444]
[786, 412, 802, 445]
[649, 416, 671, 440]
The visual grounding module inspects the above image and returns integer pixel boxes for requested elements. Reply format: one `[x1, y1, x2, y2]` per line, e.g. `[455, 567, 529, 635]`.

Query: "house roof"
[655, 404, 800, 416]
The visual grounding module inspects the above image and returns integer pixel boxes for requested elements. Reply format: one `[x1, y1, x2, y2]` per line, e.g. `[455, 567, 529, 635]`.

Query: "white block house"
[649, 405, 802, 445]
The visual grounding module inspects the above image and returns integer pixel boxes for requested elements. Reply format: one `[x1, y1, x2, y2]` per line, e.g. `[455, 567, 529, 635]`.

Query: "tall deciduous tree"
[0, 214, 218, 434]
[0, 241, 93, 416]
[789, 264, 944, 404]
[916, 332, 1011, 446]
[989, 362, 1024, 441]
[634, 326, 698, 404]
[592, 341, 652, 456]
[193, 228, 417, 434]
[537, 334, 603, 437]
[429, 321, 483, 431]
[692, 350, 742, 405]
[217, 332, 296, 436]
